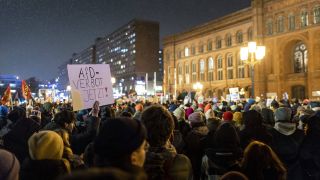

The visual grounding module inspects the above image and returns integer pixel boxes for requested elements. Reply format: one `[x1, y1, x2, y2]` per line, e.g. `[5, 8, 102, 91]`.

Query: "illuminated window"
[208, 57, 214, 81]
[185, 47, 189, 57]
[200, 59, 205, 81]
[294, 42, 308, 73]
[301, 10, 308, 27]
[185, 64, 190, 84]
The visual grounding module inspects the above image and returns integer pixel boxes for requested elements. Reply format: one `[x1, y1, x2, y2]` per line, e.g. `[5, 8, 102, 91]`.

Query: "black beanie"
[93, 117, 146, 160]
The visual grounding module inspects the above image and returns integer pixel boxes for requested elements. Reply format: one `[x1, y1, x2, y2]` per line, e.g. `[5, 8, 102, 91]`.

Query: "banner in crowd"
[1, 85, 11, 105]
[22, 80, 32, 100]
[67, 64, 114, 111]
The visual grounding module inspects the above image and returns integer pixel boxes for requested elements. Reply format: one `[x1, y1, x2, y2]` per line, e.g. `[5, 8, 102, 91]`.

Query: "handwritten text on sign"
[67, 64, 114, 111]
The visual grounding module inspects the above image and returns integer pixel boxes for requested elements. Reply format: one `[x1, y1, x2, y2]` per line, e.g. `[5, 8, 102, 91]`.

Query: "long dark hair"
[241, 141, 286, 180]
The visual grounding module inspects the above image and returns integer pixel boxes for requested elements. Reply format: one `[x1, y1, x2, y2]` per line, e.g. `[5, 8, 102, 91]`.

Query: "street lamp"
[240, 41, 266, 98]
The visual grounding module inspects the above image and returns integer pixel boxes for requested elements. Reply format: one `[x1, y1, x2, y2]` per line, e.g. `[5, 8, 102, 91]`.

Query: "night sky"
[0, 0, 251, 81]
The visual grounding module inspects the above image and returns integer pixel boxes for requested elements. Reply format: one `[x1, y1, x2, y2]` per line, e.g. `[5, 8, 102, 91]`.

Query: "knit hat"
[173, 107, 185, 120]
[168, 104, 177, 112]
[204, 104, 212, 113]
[185, 107, 194, 119]
[223, 111, 233, 121]
[188, 112, 204, 126]
[28, 130, 64, 160]
[274, 107, 292, 122]
[248, 98, 255, 105]
[135, 104, 143, 112]
[0, 149, 20, 180]
[94, 117, 147, 160]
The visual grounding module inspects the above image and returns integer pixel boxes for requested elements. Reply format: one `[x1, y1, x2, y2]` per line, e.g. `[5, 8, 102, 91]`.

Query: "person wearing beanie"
[133, 103, 143, 121]
[94, 117, 147, 174]
[141, 105, 192, 180]
[20, 130, 70, 180]
[185, 107, 194, 119]
[269, 107, 304, 180]
[0, 105, 9, 128]
[0, 149, 20, 180]
[184, 112, 209, 179]
[244, 99, 255, 112]
[223, 111, 233, 122]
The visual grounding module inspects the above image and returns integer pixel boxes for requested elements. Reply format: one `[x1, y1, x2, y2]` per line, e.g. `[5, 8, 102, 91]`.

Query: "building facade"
[163, 0, 320, 100]
[96, 19, 160, 95]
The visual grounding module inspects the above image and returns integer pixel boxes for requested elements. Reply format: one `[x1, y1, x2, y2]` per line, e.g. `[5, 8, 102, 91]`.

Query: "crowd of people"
[0, 97, 319, 180]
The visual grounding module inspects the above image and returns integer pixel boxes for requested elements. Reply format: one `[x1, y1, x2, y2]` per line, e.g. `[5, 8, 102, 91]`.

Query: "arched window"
[208, 57, 214, 81]
[198, 43, 204, 53]
[216, 37, 222, 49]
[314, 6, 320, 24]
[277, 16, 285, 33]
[266, 19, 273, 35]
[247, 28, 253, 41]
[217, 55, 223, 80]
[227, 54, 233, 79]
[288, 14, 296, 31]
[226, 34, 232, 47]
[301, 10, 308, 27]
[191, 45, 196, 55]
[199, 59, 205, 81]
[236, 31, 243, 44]
[294, 42, 308, 73]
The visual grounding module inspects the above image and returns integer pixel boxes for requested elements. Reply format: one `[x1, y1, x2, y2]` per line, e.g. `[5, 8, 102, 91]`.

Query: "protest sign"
[67, 64, 114, 111]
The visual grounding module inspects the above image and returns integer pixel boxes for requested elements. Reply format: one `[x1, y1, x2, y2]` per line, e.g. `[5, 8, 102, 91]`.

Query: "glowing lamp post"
[240, 41, 266, 98]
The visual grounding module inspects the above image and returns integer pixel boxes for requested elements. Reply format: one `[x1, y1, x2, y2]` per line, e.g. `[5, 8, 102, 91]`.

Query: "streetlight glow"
[240, 41, 266, 97]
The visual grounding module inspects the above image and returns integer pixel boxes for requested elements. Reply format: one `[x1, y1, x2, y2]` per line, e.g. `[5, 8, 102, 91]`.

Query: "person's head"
[214, 122, 240, 149]
[222, 111, 233, 122]
[243, 110, 263, 129]
[53, 110, 76, 133]
[8, 106, 26, 123]
[135, 104, 143, 112]
[141, 105, 174, 147]
[188, 112, 205, 128]
[0, 149, 20, 180]
[0, 105, 9, 118]
[94, 117, 147, 168]
[242, 141, 286, 179]
[120, 111, 133, 118]
[305, 111, 320, 137]
[274, 107, 292, 122]
[220, 171, 248, 180]
[28, 130, 64, 160]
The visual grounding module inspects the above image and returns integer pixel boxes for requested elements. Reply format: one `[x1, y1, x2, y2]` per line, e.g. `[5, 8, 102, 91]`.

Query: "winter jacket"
[144, 142, 192, 180]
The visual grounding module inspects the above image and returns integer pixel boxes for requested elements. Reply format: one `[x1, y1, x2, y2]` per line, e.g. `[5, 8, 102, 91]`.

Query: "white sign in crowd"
[67, 64, 114, 111]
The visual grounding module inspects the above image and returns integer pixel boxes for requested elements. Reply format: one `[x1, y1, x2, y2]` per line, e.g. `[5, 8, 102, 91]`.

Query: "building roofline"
[163, 7, 252, 45]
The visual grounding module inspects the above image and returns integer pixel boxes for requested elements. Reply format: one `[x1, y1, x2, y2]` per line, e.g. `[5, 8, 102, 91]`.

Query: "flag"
[1, 85, 11, 105]
[22, 80, 32, 100]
